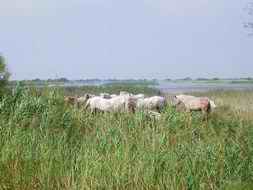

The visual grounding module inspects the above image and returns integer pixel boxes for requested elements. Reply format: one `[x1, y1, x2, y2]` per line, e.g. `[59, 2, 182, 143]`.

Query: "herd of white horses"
[64, 91, 217, 119]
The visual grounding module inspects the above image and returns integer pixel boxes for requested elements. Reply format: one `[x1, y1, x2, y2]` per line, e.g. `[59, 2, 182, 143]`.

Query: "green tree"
[0, 55, 10, 96]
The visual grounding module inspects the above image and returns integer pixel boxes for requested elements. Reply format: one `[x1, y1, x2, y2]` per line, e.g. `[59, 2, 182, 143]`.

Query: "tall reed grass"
[0, 85, 252, 189]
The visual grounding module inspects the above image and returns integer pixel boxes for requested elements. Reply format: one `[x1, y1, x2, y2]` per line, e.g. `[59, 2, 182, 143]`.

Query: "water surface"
[157, 81, 253, 93]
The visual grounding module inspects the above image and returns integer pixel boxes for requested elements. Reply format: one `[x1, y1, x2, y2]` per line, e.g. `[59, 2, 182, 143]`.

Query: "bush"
[0, 55, 10, 96]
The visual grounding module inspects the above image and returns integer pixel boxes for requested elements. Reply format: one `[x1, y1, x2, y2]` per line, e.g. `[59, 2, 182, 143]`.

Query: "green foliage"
[0, 86, 253, 189]
[0, 55, 10, 96]
[62, 84, 160, 97]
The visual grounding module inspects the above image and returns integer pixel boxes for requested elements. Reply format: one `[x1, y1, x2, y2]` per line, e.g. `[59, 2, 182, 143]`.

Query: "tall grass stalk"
[0, 86, 253, 189]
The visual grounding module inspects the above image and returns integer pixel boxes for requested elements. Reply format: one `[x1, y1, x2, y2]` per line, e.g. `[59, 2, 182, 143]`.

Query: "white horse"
[132, 94, 145, 99]
[119, 91, 133, 96]
[110, 94, 118, 98]
[209, 100, 217, 110]
[173, 95, 211, 113]
[85, 95, 136, 113]
[136, 96, 166, 112]
[76, 94, 95, 107]
[100, 93, 111, 99]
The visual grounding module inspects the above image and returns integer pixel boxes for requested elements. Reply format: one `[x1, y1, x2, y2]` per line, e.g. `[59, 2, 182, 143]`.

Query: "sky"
[0, 0, 252, 80]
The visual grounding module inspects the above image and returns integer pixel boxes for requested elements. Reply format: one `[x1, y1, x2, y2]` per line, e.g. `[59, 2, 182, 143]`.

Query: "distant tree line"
[165, 77, 253, 81]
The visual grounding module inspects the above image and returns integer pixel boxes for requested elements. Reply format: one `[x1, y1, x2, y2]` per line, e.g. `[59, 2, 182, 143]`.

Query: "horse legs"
[201, 108, 209, 122]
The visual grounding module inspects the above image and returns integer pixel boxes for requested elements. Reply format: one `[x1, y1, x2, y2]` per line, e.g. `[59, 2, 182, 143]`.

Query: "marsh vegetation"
[0, 84, 253, 189]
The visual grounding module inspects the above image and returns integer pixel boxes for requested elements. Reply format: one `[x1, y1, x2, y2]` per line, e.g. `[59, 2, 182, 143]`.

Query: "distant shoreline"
[7, 79, 253, 94]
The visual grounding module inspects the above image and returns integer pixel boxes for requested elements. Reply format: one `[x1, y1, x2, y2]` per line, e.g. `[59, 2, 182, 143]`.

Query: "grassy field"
[62, 84, 160, 97]
[0, 85, 253, 190]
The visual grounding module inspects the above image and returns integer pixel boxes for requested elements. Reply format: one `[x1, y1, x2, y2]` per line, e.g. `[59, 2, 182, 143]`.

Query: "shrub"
[0, 55, 10, 96]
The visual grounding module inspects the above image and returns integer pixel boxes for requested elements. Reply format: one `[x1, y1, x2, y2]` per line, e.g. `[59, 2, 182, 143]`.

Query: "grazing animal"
[184, 97, 210, 113]
[64, 96, 77, 105]
[136, 96, 166, 112]
[119, 92, 144, 99]
[173, 95, 196, 104]
[110, 94, 118, 98]
[100, 93, 111, 99]
[120, 91, 132, 96]
[76, 94, 95, 107]
[209, 100, 217, 110]
[173, 95, 211, 113]
[132, 94, 145, 99]
[85, 95, 136, 113]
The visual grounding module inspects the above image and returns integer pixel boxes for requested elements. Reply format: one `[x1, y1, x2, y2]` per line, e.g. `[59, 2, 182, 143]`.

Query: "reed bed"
[0, 85, 252, 190]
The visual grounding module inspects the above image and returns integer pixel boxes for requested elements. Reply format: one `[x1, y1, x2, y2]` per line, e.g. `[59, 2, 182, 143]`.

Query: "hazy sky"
[0, 0, 252, 80]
